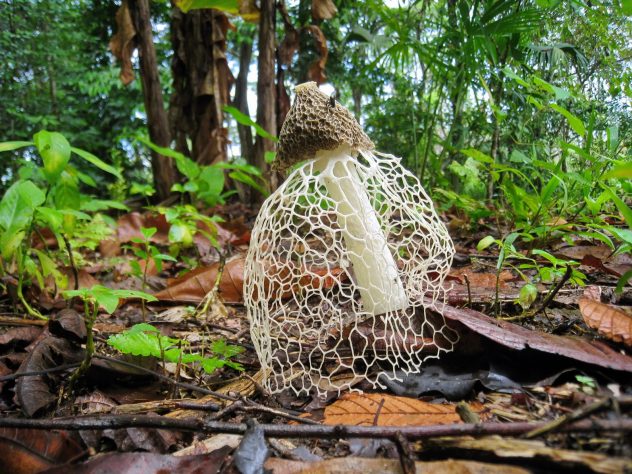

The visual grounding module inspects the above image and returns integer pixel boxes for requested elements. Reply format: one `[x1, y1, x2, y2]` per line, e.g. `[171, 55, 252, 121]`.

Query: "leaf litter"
[0, 207, 631, 473]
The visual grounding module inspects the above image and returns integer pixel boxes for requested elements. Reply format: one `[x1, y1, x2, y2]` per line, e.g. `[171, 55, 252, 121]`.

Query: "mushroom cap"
[275, 82, 374, 172]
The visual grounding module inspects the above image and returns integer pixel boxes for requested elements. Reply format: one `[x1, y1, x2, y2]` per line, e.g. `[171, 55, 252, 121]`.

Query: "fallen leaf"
[0, 327, 42, 348]
[437, 301, 632, 372]
[322, 392, 485, 426]
[304, 25, 328, 84]
[0, 428, 85, 474]
[424, 436, 632, 474]
[264, 457, 530, 474]
[154, 257, 245, 303]
[579, 286, 632, 346]
[44, 446, 232, 474]
[49, 308, 86, 343]
[233, 421, 269, 474]
[15, 336, 84, 417]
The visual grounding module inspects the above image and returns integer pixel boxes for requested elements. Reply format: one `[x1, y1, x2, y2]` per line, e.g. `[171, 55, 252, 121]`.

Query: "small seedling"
[63, 285, 157, 388]
[107, 322, 244, 374]
[126, 227, 177, 320]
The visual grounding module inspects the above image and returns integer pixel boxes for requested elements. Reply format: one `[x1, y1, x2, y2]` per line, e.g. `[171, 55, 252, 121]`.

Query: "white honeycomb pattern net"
[245, 150, 457, 396]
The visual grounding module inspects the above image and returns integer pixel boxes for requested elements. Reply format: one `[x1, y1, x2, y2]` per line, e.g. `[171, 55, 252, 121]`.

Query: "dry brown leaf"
[304, 25, 328, 84]
[109, 0, 136, 86]
[265, 457, 530, 474]
[449, 269, 514, 288]
[323, 393, 483, 426]
[154, 257, 245, 304]
[312, 0, 338, 20]
[439, 301, 632, 372]
[579, 287, 632, 347]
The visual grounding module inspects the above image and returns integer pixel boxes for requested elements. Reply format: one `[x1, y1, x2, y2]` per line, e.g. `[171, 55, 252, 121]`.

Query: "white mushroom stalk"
[313, 146, 408, 315]
[245, 82, 456, 395]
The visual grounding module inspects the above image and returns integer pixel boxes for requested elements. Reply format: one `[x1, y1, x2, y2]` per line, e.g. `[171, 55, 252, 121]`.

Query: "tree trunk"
[253, 0, 277, 198]
[169, 8, 232, 165]
[233, 37, 254, 163]
[129, 0, 176, 201]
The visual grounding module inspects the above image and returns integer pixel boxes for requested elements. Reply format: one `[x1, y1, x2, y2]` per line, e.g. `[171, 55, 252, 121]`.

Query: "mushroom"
[245, 82, 456, 395]
[276, 82, 407, 316]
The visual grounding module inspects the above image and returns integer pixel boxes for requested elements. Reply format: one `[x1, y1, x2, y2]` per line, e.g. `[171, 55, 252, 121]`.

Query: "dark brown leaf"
[438, 301, 632, 372]
[44, 446, 231, 474]
[0, 327, 42, 349]
[16, 336, 84, 417]
[0, 428, 85, 474]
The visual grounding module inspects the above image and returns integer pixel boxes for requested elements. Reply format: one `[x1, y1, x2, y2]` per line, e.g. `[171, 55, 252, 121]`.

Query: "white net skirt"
[245, 150, 457, 396]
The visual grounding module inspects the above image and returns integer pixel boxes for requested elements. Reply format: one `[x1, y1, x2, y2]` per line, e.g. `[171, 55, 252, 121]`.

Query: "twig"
[0, 416, 630, 440]
[463, 274, 472, 308]
[0, 315, 48, 326]
[0, 362, 81, 382]
[394, 432, 415, 474]
[535, 264, 573, 314]
[526, 397, 612, 439]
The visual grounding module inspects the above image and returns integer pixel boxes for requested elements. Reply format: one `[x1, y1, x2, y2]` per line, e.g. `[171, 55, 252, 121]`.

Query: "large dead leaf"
[304, 25, 328, 84]
[557, 244, 632, 278]
[438, 301, 632, 372]
[265, 457, 530, 474]
[322, 393, 485, 426]
[44, 446, 232, 474]
[0, 428, 85, 474]
[16, 336, 84, 417]
[579, 286, 632, 347]
[109, 0, 136, 86]
[154, 257, 245, 303]
[312, 0, 337, 20]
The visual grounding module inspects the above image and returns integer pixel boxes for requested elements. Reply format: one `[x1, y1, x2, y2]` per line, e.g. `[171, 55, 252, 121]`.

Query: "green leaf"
[0, 141, 33, 152]
[223, 105, 278, 141]
[199, 165, 225, 197]
[71, 147, 122, 179]
[168, 222, 193, 246]
[603, 163, 632, 180]
[137, 137, 201, 179]
[33, 130, 71, 183]
[264, 151, 276, 164]
[0, 180, 45, 232]
[602, 185, 632, 228]
[141, 227, 157, 240]
[550, 104, 585, 137]
[518, 283, 538, 310]
[461, 148, 494, 164]
[477, 235, 496, 252]
[615, 269, 632, 294]
[175, 0, 239, 14]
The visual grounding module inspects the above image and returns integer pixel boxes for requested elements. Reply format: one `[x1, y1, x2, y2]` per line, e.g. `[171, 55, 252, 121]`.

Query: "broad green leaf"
[169, 222, 193, 246]
[477, 235, 496, 251]
[35, 249, 67, 289]
[502, 67, 530, 88]
[0, 180, 45, 232]
[461, 148, 494, 164]
[199, 165, 225, 197]
[264, 151, 276, 164]
[603, 163, 632, 180]
[602, 186, 632, 228]
[223, 105, 278, 141]
[615, 270, 632, 294]
[0, 229, 25, 260]
[137, 137, 200, 178]
[550, 103, 585, 136]
[81, 199, 129, 212]
[141, 227, 157, 240]
[34, 130, 71, 183]
[0, 141, 33, 152]
[71, 147, 122, 179]
[175, 0, 239, 14]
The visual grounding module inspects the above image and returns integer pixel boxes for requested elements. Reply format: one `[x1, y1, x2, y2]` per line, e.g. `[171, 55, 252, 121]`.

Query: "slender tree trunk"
[129, 0, 176, 201]
[253, 0, 277, 198]
[169, 8, 232, 165]
[234, 38, 254, 162]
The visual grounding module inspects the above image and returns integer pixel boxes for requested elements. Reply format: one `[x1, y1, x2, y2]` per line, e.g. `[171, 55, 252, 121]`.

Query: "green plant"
[477, 233, 586, 315]
[0, 130, 122, 319]
[63, 285, 157, 384]
[125, 227, 177, 320]
[138, 136, 267, 206]
[107, 322, 244, 374]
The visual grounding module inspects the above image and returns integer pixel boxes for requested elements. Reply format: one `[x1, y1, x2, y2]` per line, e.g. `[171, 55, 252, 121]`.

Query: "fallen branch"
[0, 415, 630, 440]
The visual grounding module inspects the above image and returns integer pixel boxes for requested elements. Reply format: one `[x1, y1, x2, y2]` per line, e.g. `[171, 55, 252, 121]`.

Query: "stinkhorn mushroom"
[245, 82, 456, 395]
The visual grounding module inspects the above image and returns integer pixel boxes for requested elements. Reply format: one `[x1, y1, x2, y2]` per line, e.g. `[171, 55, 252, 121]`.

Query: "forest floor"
[0, 203, 631, 474]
